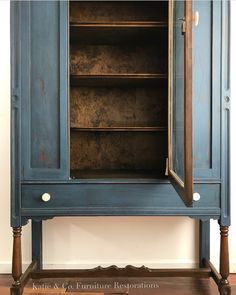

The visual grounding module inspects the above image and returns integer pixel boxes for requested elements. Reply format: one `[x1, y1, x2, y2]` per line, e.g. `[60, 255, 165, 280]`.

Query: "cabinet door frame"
[168, 0, 193, 206]
[20, 1, 69, 180]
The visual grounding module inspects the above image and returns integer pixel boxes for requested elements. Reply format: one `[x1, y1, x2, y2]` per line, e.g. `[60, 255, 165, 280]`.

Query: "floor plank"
[0, 274, 235, 295]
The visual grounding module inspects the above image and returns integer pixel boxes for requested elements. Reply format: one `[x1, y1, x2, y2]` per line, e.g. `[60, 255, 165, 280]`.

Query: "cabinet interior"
[70, 1, 168, 179]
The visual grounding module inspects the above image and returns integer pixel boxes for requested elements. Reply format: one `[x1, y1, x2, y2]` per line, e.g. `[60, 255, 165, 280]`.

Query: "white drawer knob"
[41, 193, 51, 202]
[193, 192, 201, 202]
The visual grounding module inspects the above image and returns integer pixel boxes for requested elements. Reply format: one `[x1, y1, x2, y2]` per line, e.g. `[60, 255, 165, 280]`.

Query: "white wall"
[0, 1, 235, 274]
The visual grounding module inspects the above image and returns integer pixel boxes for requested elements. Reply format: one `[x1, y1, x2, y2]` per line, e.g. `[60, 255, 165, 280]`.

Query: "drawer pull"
[41, 193, 51, 202]
[193, 192, 201, 202]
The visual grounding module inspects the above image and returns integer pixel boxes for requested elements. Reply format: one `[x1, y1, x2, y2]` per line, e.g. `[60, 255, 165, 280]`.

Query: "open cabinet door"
[168, 0, 193, 206]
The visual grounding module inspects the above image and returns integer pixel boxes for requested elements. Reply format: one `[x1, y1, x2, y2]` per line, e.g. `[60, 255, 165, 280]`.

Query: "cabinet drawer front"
[21, 183, 220, 217]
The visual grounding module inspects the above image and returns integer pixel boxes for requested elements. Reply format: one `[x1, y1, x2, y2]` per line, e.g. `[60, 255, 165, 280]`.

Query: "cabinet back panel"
[70, 2, 168, 23]
[70, 132, 167, 172]
[70, 87, 168, 128]
[69, 1, 168, 179]
[70, 45, 167, 75]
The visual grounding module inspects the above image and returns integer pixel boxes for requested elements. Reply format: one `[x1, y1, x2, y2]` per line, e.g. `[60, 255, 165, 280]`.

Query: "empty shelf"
[70, 74, 168, 87]
[71, 126, 167, 132]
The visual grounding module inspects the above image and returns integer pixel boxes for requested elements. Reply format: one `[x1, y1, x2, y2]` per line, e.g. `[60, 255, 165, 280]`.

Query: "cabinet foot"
[219, 283, 231, 295]
[10, 285, 22, 295]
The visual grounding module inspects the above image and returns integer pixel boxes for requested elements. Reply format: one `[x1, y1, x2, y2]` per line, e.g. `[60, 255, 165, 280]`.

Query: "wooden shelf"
[70, 21, 168, 28]
[70, 169, 166, 180]
[70, 21, 168, 45]
[70, 74, 168, 87]
[71, 126, 167, 132]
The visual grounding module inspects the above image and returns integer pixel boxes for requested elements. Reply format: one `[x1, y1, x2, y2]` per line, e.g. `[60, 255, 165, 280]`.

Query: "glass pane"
[172, 1, 185, 181]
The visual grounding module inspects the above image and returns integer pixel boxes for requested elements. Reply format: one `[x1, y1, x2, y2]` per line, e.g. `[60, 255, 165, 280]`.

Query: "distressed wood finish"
[21, 183, 221, 217]
[31, 265, 211, 279]
[199, 220, 210, 268]
[70, 1, 168, 180]
[168, 0, 193, 206]
[69, 2, 168, 23]
[32, 221, 42, 270]
[70, 45, 167, 75]
[70, 87, 167, 128]
[10, 1, 231, 295]
[20, 1, 68, 180]
[70, 131, 167, 172]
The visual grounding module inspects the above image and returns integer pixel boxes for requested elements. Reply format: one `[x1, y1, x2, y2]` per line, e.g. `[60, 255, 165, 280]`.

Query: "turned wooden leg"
[12, 227, 22, 288]
[219, 226, 231, 295]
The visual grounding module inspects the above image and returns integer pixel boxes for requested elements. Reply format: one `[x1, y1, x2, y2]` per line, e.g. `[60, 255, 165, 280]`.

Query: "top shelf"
[70, 21, 168, 45]
[70, 21, 168, 28]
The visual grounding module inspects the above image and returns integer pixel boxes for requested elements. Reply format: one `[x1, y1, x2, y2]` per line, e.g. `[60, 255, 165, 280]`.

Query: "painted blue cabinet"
[10, 1, 231, 294]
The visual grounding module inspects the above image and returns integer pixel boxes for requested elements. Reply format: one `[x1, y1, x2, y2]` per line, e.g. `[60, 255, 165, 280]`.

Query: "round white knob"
[193, 192, 201, 202]
[193, 11, 200, 26]
[41, 193, 51, 202]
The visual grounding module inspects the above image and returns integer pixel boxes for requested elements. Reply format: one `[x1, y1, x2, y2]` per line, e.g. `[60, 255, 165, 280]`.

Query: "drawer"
[21, 183, 221, 218]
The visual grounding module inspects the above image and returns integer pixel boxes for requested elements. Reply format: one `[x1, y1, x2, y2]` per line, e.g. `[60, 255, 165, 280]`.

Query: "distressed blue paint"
[10, 1, 230, 227]
[11, 0, 21, 227]
[220, 0, 231, 226]
[20, 1, 68, 180]
[172, 0, 185, 181]
[199, 220, 210, 267]
[21, 183, 220, 217]
[193, 0, 221, 180]
[32, 221, 42, 270]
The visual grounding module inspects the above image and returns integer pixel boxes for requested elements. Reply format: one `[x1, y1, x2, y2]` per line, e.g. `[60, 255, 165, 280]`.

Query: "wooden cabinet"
[10, 1, 231, 294]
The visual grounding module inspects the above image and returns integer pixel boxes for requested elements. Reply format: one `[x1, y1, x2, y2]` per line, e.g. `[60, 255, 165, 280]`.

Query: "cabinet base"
[10, 262, 231, 295]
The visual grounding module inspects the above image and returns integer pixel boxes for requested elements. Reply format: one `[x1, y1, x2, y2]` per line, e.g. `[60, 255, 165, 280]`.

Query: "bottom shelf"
[71, 169, 166, 180]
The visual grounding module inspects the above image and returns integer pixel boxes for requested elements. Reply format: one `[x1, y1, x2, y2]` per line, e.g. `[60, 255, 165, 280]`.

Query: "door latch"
[178, 17, 186, 35]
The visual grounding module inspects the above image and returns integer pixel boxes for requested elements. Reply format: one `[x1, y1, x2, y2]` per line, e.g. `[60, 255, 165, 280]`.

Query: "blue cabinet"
[10, 1, 231, 294]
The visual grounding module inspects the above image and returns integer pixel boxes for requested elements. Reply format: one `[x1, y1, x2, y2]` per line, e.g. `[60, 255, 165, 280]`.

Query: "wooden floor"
[0, 275, 235, 295]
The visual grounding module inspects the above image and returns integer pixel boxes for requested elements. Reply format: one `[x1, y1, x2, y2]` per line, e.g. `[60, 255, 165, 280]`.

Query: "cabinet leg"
[32, 220, 42, 270]
[11, 227, 22, 295]
[219, 226, 231, 295]
[199, 220, 210, 267]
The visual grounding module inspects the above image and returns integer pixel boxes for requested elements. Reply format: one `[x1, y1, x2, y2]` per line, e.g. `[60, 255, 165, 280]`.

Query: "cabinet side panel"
[220, 0, 231, 226]
[11, 0, 21, 227]
[21, 1, 68, 180]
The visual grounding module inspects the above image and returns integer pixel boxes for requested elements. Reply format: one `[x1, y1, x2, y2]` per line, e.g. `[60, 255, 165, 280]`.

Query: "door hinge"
[165, 158, 169, 176]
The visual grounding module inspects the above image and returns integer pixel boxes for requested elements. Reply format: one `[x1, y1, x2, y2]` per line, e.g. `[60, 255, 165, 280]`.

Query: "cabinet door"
[168, 0, 193, 206]
[20, 1, 68, 180]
